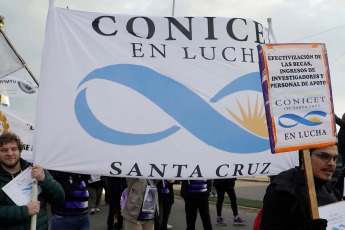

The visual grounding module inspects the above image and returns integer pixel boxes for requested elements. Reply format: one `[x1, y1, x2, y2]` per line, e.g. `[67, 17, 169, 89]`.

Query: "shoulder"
[269, 168, 298, 192]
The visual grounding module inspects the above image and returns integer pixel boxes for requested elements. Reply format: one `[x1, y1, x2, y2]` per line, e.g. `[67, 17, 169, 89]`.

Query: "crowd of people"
[1, 113, 345, 230]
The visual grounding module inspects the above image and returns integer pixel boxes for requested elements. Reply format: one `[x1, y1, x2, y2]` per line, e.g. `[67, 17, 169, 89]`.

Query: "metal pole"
[0, 29, 39, 86]
[267, 18, 277, 43]
[172, 0, 175, 16]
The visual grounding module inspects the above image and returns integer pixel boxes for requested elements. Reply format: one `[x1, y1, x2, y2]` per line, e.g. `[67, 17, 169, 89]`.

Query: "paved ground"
[86, 179, 270, 230]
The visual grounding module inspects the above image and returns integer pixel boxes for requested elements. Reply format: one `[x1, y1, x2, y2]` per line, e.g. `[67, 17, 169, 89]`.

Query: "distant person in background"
[209, 180, 217, 197]
[106, 176, 126, 230]
[155, 180, 175, 230]
[122, 178, 158, 230]
[213, 178, 246, 226]
[50, 171, 90, 230]
[336, 113, 345, 166]
[86, 175, 103, 214]
[180, 180, 213, 230]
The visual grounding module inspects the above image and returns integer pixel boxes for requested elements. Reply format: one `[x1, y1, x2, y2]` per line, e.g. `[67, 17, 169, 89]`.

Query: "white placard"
[1, 167, 41, 206]
[257, 44, 336, 153]
[319, 201, 345, 230]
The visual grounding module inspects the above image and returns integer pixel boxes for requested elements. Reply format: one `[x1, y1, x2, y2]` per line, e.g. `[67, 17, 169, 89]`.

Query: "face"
[310, 145, 338, 182]
[0, 141, 21, 170]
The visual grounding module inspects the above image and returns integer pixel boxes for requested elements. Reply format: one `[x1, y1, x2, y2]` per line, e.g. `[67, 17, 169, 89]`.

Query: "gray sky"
[1, 0, 345, 117]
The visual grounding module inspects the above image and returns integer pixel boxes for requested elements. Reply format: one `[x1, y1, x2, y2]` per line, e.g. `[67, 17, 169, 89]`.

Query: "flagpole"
[267, 18, 277, 43]
[172, 0, 175, 16]
[30, 179, 38, 230]
[0, 29, 39, 87]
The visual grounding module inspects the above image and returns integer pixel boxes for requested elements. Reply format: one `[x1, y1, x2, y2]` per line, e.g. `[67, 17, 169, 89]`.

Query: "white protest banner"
[319, 201, 345, 230]
[0, 106, 34, 162]
[34, 3, 298, 178]
[0, 30, 24, 79]
[0, 76, 38, 97]
[257, 44, 336, 153]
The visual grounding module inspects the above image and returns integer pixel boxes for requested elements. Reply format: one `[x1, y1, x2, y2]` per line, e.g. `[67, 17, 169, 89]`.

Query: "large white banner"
[34, 4, 298, 178]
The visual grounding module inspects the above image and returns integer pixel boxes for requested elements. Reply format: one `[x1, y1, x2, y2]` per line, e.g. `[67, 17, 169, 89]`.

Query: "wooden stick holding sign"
[30, 179, 38, 230]
[302, 149, 319, 219]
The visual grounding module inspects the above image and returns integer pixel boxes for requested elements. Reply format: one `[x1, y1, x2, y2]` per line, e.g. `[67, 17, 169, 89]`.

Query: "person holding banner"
[0, 132, 65, 229]
[261, 145, 342, 230]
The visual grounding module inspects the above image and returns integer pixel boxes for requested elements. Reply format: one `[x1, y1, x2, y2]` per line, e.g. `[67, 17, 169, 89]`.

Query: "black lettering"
[216, 164, 229, 177]
[166, 17, 194, 40]
[110, 161, 122, 175]
[205, 17, 217, 40]
[247, 163, 260, 175]
[92, 16, 117, 36]
[232, 164, 244, 176]
[173, 164, 187, 177]
[150, 44, 166, 58]
[149, 164, 167, 177]
[200, 47, 216, 60]
[126, 163, 143, 176]
[222, 47, 236, 61]
[260, 163, 271, 174]
[127, 17, 155, 39]
[253, 21, 266, 44]
[226, 18, 248, 41]
[189, 165, 203, 178]
[131, 43, 144, 57]
[241, 48, 254, 62]
[182, 47, 196, 59]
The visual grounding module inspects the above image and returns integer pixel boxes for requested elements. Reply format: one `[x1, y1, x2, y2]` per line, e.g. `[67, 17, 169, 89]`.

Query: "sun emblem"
[0, 111, 10, 134]
[308, 116, 322, 123]
[226, 94, 268, 138]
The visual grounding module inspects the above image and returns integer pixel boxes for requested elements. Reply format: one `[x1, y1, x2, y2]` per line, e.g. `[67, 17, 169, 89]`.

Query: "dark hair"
[342, 113, 345, 120]
[0, 132, 23, 153]
[298, 148, 316, 166]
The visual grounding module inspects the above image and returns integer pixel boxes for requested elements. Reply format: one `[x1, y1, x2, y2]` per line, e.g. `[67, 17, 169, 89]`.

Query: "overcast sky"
[1, 0, 345, 118]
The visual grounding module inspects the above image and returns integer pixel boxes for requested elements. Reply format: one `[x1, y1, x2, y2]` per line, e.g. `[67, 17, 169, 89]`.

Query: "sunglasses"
[313, 152, 338, 164]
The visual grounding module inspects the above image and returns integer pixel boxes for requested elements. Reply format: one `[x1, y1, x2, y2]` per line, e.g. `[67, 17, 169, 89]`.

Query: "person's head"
[342, 113, 345, 120]
[300, 145, 338, 182]
[0, 132, 23, 171]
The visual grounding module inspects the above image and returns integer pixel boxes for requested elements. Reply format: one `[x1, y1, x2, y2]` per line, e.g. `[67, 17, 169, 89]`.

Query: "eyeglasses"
[313, 152, 338, 164]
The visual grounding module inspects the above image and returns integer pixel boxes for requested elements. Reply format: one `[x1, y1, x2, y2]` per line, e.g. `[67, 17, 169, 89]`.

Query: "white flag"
[0, 30, 24, 79]
[0, 76, 38, 97]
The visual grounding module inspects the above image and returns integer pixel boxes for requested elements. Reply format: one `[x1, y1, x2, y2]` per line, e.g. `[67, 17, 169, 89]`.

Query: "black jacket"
[180, 180, 212, 198]
[261, 168, 342, 230]
[156, 180, 174, 203]
[336, 115, 345, 154]
[335, 167, 345, 198]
